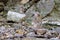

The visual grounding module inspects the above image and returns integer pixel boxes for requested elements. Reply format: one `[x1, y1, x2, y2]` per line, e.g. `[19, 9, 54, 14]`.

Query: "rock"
[14, 4, 25, 13]
[22, 37, 49, 40]
[36, 29, 47, 35]
[14, 33, 23, 37]
[1, 33, 13, 39]
[36, 0, 55, 17]
[26, 32, 36, 37]
[20, 0, 29, 4]
[14, 38, 22, 40]
[44, 30, 59, 39]
[15, 29, 27, 36]
[12, 23, 22, 29]
[0, 26, 6, 33]
[6, 28, 15, 35]
[50, 38, 60, 40]
[53, 27, 60, 33]
[7, 11, 26, 22]
[26, 5, 37, 17]
[4, 33, 14, 38]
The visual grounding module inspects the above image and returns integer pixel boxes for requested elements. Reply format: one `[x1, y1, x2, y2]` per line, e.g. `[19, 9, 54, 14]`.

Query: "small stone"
[26, 32, 36, 37]
[14, 33, 23, 37]
[1, 33, 14, 39]
[0, 26, 5, 30]
[6, 28, 15, 35]
[16, 29, 27, 35]
[1, 36, 6, 39]
[20, 0, 29, 4]
[14, 38, 22, 40]
[6, 34, 13, 38]
[50, 38, 60, 40]
[0, 26, 6, 33]
[12, 23, 22, 29]
[36, 29, 47, 35]
[44, 30, 59, 38]
[53, 27, 60, 33]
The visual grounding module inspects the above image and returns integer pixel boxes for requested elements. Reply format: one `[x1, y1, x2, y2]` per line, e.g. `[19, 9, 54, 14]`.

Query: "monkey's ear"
[20, 0, 29, 4]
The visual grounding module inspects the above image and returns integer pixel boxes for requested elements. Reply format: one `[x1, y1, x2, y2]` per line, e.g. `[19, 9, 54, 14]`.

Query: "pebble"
[0, 26, 6, 33]
[26, 32, 36, 37]
[53, 27, 60, 33]
[16, 29, 27, 36]
[36, 29, 47, 35]
[14, 38, 22, 40]
[4, 33, 14, 38]
[14, 33, 23, 37]
[20, 0, 29, 4]
[44, 30, 59, 39]
[50, 38, 60, 40]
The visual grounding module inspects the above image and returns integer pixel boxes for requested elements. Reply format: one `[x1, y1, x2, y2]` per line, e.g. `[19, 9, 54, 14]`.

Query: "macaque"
[32, 12, 42, 29]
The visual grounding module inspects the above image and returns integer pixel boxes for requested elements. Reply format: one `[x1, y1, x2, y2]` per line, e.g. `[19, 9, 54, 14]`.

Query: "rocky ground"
[0, 0, 60, 40]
